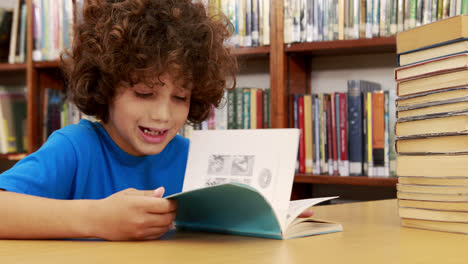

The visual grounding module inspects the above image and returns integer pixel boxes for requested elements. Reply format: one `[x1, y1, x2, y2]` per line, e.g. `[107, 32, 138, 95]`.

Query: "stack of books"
[395, 15, 468, 234]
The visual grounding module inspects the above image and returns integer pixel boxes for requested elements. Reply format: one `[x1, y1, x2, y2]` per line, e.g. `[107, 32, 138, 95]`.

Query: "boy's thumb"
[153, 187, 165, 198]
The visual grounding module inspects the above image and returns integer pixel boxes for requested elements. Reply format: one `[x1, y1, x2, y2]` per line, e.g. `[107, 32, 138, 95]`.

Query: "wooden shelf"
[34, 60, 60, 69]
[232, 46, 270, 56]
[295, 174, 398, 187]
[285, 36, 396, 56]
[0, 63, 26, 72]
[0, 153, 27, 161]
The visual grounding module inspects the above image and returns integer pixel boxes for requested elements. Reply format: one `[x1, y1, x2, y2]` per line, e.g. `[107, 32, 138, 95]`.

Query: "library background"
[0, 0, 465, 203]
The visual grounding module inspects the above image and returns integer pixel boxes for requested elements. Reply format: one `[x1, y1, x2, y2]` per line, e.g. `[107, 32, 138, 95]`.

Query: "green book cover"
[167, 129, 342, 239]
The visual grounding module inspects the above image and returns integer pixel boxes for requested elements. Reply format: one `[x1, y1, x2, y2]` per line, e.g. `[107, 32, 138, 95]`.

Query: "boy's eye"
[135, 92, 153, 98]
[174, 96, 188, 102]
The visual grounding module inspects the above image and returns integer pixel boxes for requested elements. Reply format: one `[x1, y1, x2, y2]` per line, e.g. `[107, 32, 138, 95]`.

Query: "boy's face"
[103, 73, 190, 156]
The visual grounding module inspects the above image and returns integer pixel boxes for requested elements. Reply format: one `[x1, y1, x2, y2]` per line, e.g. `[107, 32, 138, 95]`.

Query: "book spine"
[263, 89, 270, 128]
[298, 95, 305, 173]
[243, 88, 251, 129]
[347, 81, 363, 175]
[304, 94, 313, 173]
[238, 0, 245, 46]
[366, 0, 374, 38]
[384, 91, 390, 177]
[250, 88, 257, 129]
[372, 91, 385, 177]
[335, 94, 341, 175]
[319, 93, 326, 173]
[463, 0, 468, 14]
[323, 0, 329, 41]
[263, 0, 270, 45]
[251, 0, 259, 46]
[245, 0, 252, 46]
[227, 89, 236, 129]
[326, 95, 333, 175]
[256, 89, 263, 128]
[339, 93, 349, 176]
[294, 94, 299, 172]
[313, 95, 321, 174]
[235, 87, 244, 129]
[300, 0, 307, 42]
[397, 0, 405, 32]
[367, 92, 374, 177]
[372, 0, 380, 37]
[330, 92, 338, 175]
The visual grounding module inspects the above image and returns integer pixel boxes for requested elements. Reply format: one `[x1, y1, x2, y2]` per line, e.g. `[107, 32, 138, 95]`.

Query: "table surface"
[1, 199, 467, 264]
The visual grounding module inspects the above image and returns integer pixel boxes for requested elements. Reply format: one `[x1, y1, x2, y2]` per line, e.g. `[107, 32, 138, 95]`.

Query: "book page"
[285, 197, 338, 229]
[182, 129, 300, 225]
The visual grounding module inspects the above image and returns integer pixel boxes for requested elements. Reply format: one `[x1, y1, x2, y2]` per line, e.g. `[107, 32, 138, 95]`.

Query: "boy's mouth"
[139, 126, 168, 136]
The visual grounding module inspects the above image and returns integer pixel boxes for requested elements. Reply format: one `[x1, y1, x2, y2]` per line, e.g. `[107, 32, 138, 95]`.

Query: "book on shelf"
[0, 85, 26, 154]
[0, 7, 13, 62]
[394, 53, 468, 81]
[7, 0, 20, 64]
[401, 218, 468, 234]
[167, 129, 343, 239]
[371, 91, 386, 177]
[398, 176, 468, 186]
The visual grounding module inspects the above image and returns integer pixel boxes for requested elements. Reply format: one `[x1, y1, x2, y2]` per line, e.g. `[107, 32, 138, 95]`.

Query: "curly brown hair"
[62, 0, 238, 123]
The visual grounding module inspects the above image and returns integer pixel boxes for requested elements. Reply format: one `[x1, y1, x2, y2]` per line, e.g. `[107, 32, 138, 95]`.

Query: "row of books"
[395, 15, 468, 234]
[0, 0, 27, 64]
[284, 0, 468, 44]
[32, 0, 74, 62]
[0, 85, 27, 154]
[42, 88, 94, 143]
[292, 83, 397, 178]
[179, 87, 271, 138]
[206, 0, 271, 47]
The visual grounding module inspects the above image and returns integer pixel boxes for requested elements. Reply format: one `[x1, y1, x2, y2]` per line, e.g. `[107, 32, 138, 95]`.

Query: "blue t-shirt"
[0, 119, 189, 199]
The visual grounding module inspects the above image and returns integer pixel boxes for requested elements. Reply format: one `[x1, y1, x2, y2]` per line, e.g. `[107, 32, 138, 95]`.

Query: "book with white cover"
[167, 129, 343, 239]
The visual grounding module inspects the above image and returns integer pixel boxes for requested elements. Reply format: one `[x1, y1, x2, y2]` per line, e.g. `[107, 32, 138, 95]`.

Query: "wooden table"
[0, 199, 467, 263]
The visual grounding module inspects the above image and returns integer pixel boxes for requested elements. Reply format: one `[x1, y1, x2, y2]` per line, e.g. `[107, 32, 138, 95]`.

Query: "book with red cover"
[256, 89, 263, 128]
[298, 96, 305, 173]
[339, 92, 349, 176]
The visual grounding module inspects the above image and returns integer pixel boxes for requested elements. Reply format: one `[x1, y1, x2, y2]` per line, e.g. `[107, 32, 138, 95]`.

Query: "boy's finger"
[152, 187, 165, 198]
[138, 187, 164, 197]
[298, 210, 314, 218]
[144, 198, 177, 213]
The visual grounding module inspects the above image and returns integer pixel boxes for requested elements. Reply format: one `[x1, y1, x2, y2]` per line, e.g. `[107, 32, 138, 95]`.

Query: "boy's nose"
[150, 101, 170, 122]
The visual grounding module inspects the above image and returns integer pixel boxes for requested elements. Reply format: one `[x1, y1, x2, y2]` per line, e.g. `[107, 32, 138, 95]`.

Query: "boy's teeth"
[143, 128, 164, 136]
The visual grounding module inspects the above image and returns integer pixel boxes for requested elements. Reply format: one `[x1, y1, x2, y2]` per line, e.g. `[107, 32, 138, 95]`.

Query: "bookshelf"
[0, 63, 26, 72]
[269, 1, 397, 188]
[3, 0, 398, 189]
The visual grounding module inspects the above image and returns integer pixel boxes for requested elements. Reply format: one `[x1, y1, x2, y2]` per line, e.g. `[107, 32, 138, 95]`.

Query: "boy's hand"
[298, 210, 314, 218]
[91, 187, 177, 241]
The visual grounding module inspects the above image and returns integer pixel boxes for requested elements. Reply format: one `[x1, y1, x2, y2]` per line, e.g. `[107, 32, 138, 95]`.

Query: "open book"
[167, 129, 343, 239]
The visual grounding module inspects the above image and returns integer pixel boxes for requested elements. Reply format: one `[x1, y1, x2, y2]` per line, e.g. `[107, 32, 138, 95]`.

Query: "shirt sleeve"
[0, 132, 77, 199]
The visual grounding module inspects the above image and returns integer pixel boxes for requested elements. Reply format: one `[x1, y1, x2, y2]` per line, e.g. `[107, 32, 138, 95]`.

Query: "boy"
[0, 0, 237, 241]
